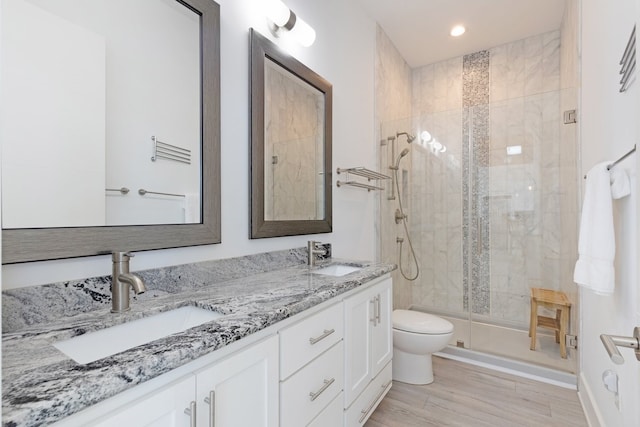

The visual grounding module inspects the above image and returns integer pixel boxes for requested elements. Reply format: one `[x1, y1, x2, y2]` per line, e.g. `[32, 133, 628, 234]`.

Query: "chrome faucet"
[307, 240, 328, 267]
[111, 251, 146, 313]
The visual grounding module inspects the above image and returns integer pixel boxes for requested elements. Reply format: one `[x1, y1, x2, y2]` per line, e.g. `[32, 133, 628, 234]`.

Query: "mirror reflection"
[263, 60, 325, 221]
[1, 0, 220, 264]
[250, 29, 332, 239]
[1, 0, 202, 228]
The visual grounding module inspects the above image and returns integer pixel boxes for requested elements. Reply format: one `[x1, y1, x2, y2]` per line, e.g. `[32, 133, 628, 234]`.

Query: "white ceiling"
[355, 0, 567, 68]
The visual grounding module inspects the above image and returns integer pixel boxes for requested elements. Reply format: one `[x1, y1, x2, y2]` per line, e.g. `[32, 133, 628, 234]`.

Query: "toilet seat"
[393, 309, 453, 334]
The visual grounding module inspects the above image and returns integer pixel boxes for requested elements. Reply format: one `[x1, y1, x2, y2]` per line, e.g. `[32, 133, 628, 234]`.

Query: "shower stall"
[377, 23, 580, 374]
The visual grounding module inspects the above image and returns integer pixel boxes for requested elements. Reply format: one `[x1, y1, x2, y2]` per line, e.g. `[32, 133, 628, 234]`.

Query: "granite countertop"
[2, 249, 395, 426]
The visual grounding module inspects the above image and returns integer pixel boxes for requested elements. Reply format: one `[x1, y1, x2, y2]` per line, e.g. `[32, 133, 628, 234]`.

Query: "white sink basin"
[313, 264, 362, 277]
[53, 306, 223, 364]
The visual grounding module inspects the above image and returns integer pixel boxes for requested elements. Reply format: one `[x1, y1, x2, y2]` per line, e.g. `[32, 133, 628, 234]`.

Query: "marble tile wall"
[374, 25, 413, 309]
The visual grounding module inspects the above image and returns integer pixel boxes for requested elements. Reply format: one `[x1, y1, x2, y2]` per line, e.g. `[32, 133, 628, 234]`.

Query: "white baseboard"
[578, 372, 604, 427]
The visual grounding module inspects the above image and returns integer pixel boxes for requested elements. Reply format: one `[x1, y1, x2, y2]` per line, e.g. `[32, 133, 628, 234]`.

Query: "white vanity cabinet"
[194, 334, 279, 427]
[91, 375, 196, 427]
[55, 335, 279, 427]
[343, 276, 393, 423]
[279, 302, 344, 427]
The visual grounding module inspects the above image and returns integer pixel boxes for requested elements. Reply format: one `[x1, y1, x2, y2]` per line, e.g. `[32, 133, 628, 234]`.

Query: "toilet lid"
[393, 309, 454, 334]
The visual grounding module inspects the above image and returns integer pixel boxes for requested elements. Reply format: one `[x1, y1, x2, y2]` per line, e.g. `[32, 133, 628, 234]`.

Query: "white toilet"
[392, 309, 454, 385]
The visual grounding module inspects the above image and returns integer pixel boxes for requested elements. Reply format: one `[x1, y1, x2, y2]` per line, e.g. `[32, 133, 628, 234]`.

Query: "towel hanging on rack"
[574, 161, 630, 295]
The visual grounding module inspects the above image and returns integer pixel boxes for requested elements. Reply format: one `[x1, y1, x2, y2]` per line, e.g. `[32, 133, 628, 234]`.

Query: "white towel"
[573, 162, 630, 295]
[183, 193, 200, 223]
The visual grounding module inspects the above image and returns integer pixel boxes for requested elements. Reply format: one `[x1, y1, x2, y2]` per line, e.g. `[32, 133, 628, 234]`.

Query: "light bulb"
[264, 0, 291, 27]
[450, 25, 466, 37]
[289, 16, 316, 47]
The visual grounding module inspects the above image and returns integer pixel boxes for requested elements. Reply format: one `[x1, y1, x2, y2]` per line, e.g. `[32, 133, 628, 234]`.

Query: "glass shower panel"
[410, 108, 465, 317]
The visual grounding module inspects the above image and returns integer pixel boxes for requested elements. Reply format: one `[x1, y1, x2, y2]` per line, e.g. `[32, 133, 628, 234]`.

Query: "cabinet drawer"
[308, 392, 343, 427]
[344, 361, 392, 426]
[280, 341, 344, 427]
[280, 302, 343, 379]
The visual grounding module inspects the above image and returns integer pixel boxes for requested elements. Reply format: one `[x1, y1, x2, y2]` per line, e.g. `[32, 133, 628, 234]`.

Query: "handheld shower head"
[394, 148, 410, 168]
[396, 131, 416, 143]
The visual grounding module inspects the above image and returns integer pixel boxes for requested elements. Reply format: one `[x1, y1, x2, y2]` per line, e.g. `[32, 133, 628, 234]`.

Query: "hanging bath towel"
[574, 162, 631, 295]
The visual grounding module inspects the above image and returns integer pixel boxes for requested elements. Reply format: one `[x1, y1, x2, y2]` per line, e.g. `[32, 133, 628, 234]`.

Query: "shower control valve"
[395, 208, 407, 224]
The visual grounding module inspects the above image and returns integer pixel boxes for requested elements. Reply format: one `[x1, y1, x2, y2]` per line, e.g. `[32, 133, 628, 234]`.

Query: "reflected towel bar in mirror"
[151, 135, 191, 164]
[138, 189, 185, 198]
[106, 187, 130, 195]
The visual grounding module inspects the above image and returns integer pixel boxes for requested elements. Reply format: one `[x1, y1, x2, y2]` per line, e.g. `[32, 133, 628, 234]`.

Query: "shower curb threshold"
[435, 346, 577, 390]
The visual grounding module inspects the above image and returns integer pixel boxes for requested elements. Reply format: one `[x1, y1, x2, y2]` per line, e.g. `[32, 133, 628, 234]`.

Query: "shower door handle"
[600, 327, 640, 364]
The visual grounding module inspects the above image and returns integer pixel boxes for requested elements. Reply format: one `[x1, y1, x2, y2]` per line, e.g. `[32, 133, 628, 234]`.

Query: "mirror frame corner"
[249, 28, 333, 239]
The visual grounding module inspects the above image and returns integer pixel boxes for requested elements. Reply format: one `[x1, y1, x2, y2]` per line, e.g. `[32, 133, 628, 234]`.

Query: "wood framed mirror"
[1, 0, 221, 263]
[249, 29, 332, 239]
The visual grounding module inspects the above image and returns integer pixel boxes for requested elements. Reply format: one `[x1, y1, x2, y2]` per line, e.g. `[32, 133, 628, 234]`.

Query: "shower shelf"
[336, 167, 390, 191]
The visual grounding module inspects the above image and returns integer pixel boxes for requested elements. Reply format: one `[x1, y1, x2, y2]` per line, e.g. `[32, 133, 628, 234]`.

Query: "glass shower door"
[466, 93, 577, 373]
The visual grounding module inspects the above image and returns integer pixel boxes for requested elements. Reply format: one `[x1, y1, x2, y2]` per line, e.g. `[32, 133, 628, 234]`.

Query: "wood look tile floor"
[365, 356, 588, 427]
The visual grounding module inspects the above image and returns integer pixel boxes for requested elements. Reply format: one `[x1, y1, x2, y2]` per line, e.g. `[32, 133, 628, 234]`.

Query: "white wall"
[1, 0, 106, 228]
[578, 0, 639, 425]
[0, 0, 377, 288]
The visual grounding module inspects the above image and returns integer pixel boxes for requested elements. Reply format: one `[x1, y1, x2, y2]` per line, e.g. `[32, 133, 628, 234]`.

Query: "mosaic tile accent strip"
[463, 51, 490, 107]
[462, 50, 491, 315]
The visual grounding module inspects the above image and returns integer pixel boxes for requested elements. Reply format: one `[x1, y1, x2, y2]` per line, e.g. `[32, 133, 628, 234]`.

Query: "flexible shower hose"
[394, 167, 419, 281]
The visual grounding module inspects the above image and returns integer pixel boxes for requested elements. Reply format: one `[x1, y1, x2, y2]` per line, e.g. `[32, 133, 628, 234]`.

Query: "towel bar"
[583, 144, 636, 179]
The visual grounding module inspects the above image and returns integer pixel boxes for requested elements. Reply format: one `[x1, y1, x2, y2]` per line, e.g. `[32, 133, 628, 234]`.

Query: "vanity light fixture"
[450, 25, 466, 37]
[264, 0, 316, 47]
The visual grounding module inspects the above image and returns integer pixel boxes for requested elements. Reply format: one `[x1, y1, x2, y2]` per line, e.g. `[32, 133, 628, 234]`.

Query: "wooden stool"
[529, 288, 571, 359]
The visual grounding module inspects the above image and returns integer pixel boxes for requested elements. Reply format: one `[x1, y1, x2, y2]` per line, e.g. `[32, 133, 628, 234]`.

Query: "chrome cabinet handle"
[375, 295, 381, 324]
[184, 401, 196, 427]
[309, 377, 335, 402]
[358, 381, 391, 423]
[370, 298, 377, 325]
[309, 328, 335, 345]
[204, 390, 215, 427]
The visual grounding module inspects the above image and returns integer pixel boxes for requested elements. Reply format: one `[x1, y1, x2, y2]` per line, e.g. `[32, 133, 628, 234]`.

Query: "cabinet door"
[195, 335, 279, 427]
[91, 376, 195, 427]
[343, 285, 374, 407]
[370, 278, 393, 376]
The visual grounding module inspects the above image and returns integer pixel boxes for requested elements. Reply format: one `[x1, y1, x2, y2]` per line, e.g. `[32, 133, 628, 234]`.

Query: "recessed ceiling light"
[450, 25, 466, 37]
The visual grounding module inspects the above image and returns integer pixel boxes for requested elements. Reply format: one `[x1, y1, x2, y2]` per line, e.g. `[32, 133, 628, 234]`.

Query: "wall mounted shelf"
[336, 167, 390, 191]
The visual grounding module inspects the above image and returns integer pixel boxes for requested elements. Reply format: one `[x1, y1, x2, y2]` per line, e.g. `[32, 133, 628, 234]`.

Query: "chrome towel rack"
[336, 167, 390, 191]
[138, 189, 185, 198]
[151, 136, 191, 164]
[620, 25, 636, 92]
[106, 187, 130, 195]
[583, 144, 636, 179]
[607, 144, 636, 171]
